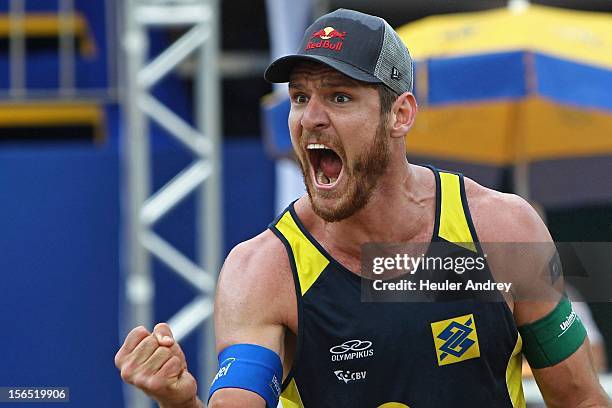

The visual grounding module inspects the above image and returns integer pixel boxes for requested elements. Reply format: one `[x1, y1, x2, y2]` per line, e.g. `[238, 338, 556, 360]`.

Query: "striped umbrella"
[398, 3, 612, 206]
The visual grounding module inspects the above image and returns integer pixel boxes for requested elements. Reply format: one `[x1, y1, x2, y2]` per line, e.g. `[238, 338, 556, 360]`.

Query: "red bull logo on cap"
[312, 26, 346, 40]
[305, 26, 346, 52]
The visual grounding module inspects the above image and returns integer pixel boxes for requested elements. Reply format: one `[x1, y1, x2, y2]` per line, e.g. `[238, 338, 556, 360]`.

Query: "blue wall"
[0, 2, 277, 404]
[0, 128, 275, 406]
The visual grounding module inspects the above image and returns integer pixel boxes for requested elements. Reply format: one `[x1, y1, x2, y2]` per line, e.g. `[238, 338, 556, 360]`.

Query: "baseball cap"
[264, 9, 414, 95]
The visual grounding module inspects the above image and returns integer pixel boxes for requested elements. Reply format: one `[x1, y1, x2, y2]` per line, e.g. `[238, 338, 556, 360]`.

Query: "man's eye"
[333, 94, 351, 103]
[294, 95, 308, 104]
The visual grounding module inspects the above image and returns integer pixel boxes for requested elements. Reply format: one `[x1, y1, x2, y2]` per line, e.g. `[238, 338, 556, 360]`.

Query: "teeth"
[316, 168, 338, 185]
[316, 168, 328, 184]
[307, 143, 331, 150]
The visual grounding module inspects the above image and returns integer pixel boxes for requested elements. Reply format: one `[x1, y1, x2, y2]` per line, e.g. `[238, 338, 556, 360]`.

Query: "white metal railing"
[120, 1, 222, 407]
[4, 0, 117, 102]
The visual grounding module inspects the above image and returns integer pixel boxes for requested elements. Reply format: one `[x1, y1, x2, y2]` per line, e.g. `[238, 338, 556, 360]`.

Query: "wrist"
[158, 396, 204, 408]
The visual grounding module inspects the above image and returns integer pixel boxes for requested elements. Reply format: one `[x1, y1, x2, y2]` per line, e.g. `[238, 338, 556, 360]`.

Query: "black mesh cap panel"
[374, 21, 414, 94]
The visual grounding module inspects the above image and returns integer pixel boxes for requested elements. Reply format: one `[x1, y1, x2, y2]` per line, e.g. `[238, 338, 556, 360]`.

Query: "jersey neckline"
[286, 164, 442, 282]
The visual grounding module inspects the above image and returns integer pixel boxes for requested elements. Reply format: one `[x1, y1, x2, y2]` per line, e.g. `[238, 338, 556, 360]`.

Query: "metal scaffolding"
[120, 0, 221, 406]
[6, 0, 117, 101]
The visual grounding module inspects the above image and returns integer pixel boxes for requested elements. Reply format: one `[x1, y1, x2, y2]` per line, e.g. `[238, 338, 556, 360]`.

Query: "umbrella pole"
[513, 161, 530, 199]
[508, 0, 530, 13]
[509, 97, 531, 199]
[512, 49, 537, 200]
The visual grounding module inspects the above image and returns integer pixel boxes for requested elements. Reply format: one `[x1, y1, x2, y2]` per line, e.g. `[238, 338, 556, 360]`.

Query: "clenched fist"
[115, 323, 201, 408]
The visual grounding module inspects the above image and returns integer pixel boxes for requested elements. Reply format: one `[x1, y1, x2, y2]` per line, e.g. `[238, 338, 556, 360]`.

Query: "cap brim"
[264, 54, 382, 85]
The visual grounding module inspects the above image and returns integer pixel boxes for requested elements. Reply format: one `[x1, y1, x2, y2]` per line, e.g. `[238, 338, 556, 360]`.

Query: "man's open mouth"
[306, 143, 344, 188]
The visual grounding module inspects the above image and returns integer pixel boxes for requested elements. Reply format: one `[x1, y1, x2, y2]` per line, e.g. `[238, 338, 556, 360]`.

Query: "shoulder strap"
[435, 169, 478, 252]
[269, 205, 329, 296]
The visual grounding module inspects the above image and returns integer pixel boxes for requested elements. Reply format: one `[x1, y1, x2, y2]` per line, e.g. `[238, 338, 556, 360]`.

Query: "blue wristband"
[208, 344, 283, 408]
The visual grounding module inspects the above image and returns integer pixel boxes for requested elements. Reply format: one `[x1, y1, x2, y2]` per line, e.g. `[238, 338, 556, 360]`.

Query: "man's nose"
[300, 97, 330, 131]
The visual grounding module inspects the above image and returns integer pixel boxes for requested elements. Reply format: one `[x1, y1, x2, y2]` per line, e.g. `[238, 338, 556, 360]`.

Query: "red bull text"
[305, 27, 346, 52]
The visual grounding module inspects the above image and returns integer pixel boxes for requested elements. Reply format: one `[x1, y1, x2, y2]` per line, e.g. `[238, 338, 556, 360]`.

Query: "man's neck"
[304, 163, 436, 258]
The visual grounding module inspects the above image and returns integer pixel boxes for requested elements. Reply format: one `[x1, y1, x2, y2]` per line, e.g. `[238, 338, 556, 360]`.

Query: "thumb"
[153, 322, 175, 347]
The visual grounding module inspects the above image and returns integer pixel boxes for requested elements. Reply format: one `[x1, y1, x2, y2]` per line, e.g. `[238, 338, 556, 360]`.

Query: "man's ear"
[389, 92, 417, 139]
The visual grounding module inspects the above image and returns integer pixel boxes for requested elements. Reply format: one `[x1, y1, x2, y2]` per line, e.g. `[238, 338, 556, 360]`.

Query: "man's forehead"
[289, 62, 361, 87]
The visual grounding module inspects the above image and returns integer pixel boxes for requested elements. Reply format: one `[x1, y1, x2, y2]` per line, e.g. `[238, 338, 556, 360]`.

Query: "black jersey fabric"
[269, 167, 525, 408]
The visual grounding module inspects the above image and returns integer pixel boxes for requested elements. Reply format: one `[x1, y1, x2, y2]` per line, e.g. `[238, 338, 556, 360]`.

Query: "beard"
[298, 119, 391, 222]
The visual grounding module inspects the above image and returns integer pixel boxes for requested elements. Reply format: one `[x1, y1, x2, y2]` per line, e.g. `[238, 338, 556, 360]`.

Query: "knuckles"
[114, 350, 123, 369]
[120, 366, 135, 384]
[165, 356, 182, 376]
[115, 326, 151, 369]
[117, 345, 183, 388]
[145, 376, 166, 394]
[119, 354, 144, 383]
[130, 372, 149, 389]
[120, 357, 139, 376]
[116, 325, 188, 398]
[153, 346, 173, 363]
[141, 335, 159, 349]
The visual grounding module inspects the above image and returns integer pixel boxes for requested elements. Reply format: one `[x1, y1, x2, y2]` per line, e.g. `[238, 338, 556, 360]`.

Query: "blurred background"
[0, 0, 610, 406]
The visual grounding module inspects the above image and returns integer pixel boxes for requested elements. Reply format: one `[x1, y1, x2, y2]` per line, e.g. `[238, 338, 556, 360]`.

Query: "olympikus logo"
[331, 349, 374, 361]
[330, 339, 374, 361]
[558, 311, 578, 337]
[305, 26, 346, 52]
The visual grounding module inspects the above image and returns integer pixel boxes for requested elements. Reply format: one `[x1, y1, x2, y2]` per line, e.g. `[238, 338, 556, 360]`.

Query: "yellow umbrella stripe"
[406, 97, 612, 164]
[397, 5, 612, 70]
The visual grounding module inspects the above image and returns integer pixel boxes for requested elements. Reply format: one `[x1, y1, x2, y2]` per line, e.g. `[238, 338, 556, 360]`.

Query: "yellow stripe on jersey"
[438, 172, 477, 252]
[280, 378, 305, 408]
[506, 334, 526, 408]
[275, 211, 329, 295]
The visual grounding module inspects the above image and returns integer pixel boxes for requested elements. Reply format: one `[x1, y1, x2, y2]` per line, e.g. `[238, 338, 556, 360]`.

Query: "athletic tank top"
[269, 167, 525, 408]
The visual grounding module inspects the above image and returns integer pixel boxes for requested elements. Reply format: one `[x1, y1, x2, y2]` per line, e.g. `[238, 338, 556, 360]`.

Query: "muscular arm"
[511, 206, 608, 407]
[468, 183, 610, 407]
[531, 340, 607, 408]
[208, 231, 295, 408]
